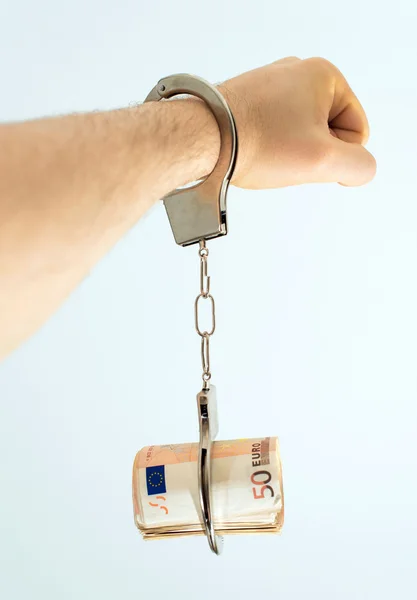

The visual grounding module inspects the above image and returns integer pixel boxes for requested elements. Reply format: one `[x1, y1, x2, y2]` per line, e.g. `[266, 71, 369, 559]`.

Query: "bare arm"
[0, 57, 376, 359]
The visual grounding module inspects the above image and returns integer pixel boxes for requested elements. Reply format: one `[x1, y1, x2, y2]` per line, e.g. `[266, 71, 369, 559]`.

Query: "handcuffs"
[145, 74, 238, 555]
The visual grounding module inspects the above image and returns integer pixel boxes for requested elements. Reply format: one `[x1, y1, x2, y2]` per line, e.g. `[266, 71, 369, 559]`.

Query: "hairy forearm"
[0, 99, 220, 358]
[0, 58, 376, 360]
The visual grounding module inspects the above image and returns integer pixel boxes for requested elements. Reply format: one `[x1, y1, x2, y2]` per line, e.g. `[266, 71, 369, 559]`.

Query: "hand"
[220, 57, 376, 188]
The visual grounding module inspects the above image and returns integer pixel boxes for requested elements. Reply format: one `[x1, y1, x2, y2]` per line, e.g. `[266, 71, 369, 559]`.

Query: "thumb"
[325, 135, 376, 186]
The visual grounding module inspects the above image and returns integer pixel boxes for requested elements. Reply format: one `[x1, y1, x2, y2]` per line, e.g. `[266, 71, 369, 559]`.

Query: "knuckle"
[303, 56, 338, 74]
[273, 56, 301, 65]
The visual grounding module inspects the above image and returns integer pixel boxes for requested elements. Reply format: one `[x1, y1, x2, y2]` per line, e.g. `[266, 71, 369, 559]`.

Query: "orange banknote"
[133, 437, 284, 539]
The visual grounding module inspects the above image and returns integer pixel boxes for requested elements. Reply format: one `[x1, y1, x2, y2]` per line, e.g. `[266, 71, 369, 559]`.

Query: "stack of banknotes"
[132, 436, 284, 539]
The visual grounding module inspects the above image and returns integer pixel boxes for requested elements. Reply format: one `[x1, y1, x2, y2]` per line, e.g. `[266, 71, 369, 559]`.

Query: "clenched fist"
[220, 57, 376, 188]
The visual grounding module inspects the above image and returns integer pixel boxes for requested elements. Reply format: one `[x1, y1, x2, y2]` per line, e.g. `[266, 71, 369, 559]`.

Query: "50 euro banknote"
[132, 437, 284, 539]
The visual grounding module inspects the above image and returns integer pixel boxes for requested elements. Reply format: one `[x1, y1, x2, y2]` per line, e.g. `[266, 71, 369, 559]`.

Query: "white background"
[1, 1, 417, 598]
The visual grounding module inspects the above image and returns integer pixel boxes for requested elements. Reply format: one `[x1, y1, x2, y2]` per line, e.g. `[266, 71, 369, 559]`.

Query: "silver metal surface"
[144, 74, 237, 246]
[195, 241, 216, 388]
[197, 385, 223, 555]
[194, 295, 216, 338]
[195, 244, 221, 554]
[144, 74, 234, 553]
[201, 334, 211, 382]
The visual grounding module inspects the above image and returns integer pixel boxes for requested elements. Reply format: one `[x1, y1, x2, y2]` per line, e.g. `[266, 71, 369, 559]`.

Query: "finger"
[331, 126, 365, 144]
[304, 58, 370, 145]
[329, 68, 370, 144]
[330, 98, 370, 145]
[325, 135, 376, 186]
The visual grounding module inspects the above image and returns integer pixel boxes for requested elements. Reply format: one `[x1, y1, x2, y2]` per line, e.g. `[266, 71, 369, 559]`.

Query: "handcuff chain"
[194, 240, 216, 389]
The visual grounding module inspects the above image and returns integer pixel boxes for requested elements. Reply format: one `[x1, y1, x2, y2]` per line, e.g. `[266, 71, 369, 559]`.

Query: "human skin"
[0, 57, 376, 359]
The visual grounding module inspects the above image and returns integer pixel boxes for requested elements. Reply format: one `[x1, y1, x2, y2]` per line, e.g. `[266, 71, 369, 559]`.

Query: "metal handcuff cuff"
[145, 74, 237, 555]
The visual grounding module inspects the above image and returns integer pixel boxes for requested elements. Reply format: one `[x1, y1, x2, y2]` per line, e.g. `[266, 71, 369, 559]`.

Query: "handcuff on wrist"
[144, 74, 238, 554]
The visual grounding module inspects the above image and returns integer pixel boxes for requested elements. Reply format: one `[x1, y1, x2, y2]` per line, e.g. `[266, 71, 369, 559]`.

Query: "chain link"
[195, 240, 216, 389]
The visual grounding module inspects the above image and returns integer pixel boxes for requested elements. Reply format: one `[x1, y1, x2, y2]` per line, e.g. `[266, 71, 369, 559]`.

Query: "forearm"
[0, 58, 376, 360]
[0, 99, 220, 358]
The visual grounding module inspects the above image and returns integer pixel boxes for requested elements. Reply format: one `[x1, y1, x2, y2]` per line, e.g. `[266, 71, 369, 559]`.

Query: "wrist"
[147, 97, 221, 198]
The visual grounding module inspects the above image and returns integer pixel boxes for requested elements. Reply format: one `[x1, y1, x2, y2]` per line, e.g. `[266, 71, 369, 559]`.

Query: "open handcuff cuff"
[145, 75, 237, 554]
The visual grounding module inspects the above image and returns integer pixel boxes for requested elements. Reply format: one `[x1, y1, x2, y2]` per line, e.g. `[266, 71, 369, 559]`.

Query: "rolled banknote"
[132, 437, 284, 539]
